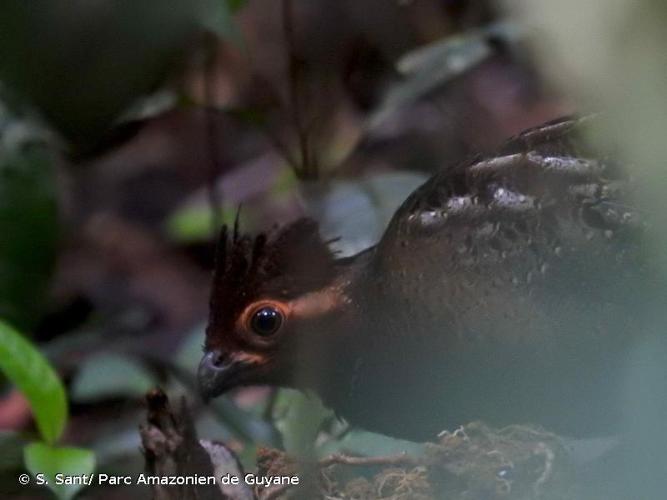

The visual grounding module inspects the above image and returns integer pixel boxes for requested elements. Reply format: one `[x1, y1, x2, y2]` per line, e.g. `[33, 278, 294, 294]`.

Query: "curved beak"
[197, 351, 251, 401]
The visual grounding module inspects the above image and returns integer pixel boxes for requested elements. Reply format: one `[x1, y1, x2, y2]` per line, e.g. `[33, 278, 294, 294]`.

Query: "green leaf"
[165, 204, 238, 243]
[317, 429, 423, 459]
[24, 443, 95, 500]
[0, 138, 59, 330]
[0, 320, 67, 444]
[273, 389, 333, 458]
[70, 353, 155, 403]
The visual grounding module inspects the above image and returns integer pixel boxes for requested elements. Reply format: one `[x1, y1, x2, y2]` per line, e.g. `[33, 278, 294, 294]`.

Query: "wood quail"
[198, 116, 663, 441]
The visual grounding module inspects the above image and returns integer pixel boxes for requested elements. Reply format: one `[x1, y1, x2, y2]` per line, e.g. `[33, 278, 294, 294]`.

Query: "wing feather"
[369, 115, 648, 347]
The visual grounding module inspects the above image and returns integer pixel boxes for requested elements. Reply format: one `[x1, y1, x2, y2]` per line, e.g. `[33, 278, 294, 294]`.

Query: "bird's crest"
[206, 217, 337, 347]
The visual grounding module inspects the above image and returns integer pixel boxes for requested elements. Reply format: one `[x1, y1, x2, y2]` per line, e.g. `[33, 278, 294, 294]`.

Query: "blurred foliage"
[226, 0, 248, 11]
[0, 320, 95, 499]
[166, 204, 239, 243]
[0, 0, 665, 497]
[166, 164, 298, 243]
[272, 389, 331, 458]
[370, 21, 521, 129]
[24, 443, 95, 500]
[0, 432, 23, 472]
[0, 112, 58, 331]
[0, 320, 67, 444]
[70, 353, 156, 404]
[507, 0, 667, 496]
[318, 428, 424, 459]
[0, 0, 241, 149]
[303, 172, 427, 256]
[509, 0, 667, 260]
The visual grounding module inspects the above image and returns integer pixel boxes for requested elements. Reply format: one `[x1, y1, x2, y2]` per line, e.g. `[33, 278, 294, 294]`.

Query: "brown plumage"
[198, 116, 663, 441]
[205, 218, 336, 354]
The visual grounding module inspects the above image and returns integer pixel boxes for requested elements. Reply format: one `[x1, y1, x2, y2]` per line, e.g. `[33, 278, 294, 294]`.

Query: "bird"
[197, 115, 665, 442]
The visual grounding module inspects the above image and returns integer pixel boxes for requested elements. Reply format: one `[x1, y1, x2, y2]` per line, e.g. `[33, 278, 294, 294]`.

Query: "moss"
[257, 422, 584, 499]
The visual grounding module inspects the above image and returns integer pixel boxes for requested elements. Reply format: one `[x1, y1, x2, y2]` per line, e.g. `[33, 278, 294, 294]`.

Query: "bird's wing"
[371, 115, 649, 344]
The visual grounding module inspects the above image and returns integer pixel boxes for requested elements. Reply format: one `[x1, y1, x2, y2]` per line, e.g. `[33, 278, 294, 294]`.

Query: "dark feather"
[205, 218, 336, 351]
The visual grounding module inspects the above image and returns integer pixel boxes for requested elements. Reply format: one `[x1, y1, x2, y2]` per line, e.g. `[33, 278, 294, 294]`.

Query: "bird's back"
[339, 116, 663, 439]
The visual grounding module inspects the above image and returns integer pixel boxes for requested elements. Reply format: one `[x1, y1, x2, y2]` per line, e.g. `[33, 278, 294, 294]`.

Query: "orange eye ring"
[242, 301, 288, 340]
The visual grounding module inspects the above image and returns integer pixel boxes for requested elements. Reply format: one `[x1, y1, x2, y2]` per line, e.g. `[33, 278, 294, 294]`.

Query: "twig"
[281, 0, 313, 179]
[318, 452, 418, 468]
[140, 389, 228, 500]
[203, 34, 224, 235]
[138, 354, 281, 447]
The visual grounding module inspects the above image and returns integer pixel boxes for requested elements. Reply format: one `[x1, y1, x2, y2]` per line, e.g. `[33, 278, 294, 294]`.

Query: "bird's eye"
[250, 306, 284, 337]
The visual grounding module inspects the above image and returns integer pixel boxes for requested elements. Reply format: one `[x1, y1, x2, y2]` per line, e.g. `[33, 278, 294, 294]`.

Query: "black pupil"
[251, 307, 282, 336]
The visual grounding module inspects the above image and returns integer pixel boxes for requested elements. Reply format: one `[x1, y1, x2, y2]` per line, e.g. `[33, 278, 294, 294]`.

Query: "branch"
[318, 451, 418, 468]
[281, 0, 313, 178]
[140, 388, 256, 500]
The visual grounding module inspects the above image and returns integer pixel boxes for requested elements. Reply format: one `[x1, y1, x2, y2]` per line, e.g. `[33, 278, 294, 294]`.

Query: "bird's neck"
[292, 248, 379, 402]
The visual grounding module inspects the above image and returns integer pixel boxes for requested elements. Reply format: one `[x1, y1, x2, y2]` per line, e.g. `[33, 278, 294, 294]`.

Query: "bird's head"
[198, 218, 345, 400]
